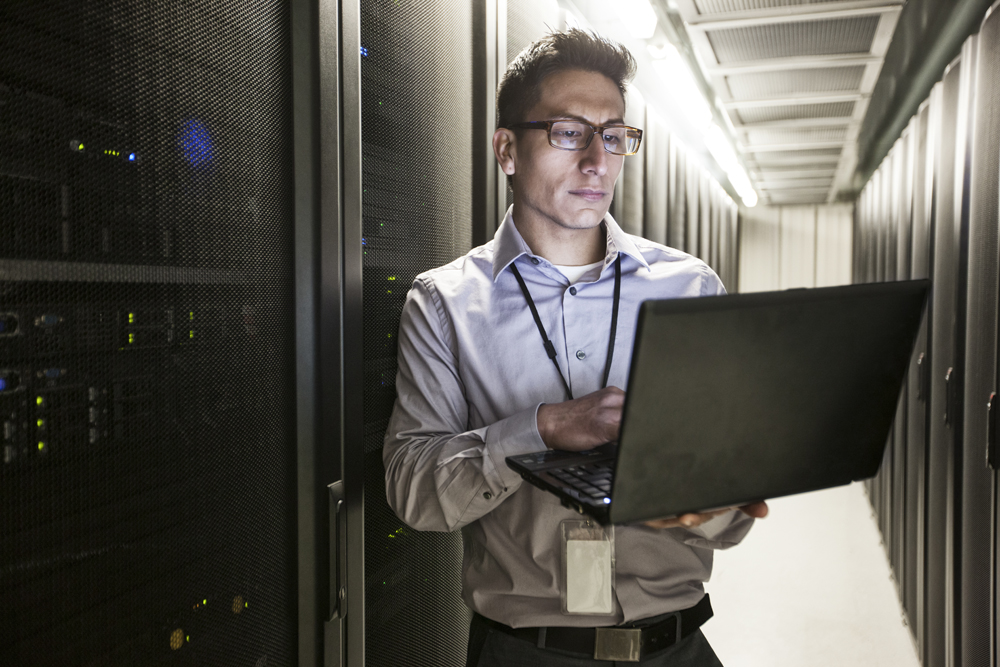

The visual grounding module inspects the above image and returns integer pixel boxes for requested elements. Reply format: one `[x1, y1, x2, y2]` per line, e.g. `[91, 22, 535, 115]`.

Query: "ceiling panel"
[706, 16, 880, 63]
[743, 125, 848, 144]
[736, 101, 855, 124]
[694, 0, 849, 14]
[725, 65, 864, 99]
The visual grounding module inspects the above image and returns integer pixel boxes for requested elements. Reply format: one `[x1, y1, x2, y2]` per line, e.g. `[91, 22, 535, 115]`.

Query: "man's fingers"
[739, 501, 769, 518]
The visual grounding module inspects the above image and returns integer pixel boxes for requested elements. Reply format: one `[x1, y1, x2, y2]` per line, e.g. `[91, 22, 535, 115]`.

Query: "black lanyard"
[509, 254, 621, 401]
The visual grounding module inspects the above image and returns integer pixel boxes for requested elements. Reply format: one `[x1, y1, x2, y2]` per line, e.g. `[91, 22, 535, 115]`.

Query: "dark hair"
[496, 29, 637, 131]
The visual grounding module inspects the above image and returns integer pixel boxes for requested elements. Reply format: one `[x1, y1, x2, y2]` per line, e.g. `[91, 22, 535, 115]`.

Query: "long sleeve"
[383, 277, 547, 533]
[679, 510, 755, 550]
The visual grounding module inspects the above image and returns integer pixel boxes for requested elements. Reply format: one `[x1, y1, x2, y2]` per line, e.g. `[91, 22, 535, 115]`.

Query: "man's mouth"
[568, 189, 606, 202]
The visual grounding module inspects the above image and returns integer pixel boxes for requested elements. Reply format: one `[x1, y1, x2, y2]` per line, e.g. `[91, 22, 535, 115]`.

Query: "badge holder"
[559, 519, 615, 616]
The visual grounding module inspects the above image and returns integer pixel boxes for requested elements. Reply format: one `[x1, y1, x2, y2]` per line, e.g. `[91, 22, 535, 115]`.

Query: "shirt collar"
[491, 205, 651, 282]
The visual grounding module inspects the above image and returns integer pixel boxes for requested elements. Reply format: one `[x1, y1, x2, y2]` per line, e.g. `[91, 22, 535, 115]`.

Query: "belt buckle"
[594, 627, 641, 662]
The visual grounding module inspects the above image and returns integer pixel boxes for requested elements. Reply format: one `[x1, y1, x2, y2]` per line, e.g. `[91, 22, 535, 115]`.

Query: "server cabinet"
[931, 37, 980, 667]
[890, 134, 910, 592]
[698, 172, 711, 265]
[616, 91, 646, 237]
[643, 108, 669, 246]
[0, 1, 299, 665]
[345, 1, 478, 666]
[967, 8, 1000, 667]
[667, 140, 687, 252]
[686, 160, 701, 258]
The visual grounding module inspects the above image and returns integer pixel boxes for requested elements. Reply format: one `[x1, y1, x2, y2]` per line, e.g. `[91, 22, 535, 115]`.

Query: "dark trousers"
[465, 613, 725, 667]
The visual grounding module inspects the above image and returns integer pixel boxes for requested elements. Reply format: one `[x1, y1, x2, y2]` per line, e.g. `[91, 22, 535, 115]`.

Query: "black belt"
[474, 594, 713, 662]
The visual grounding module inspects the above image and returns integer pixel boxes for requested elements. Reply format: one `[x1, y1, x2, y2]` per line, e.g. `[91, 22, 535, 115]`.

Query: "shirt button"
[576, 350, 586, 360]
[483, 491, 493, 500]
[569, 286, 578, 296]
[530, 257, 540, 265]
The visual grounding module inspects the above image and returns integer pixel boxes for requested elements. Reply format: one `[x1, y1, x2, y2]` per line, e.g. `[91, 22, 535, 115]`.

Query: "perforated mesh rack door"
[359, 2, 474, 665]
[0, 1, 296, 665]
[965, 7, 1000, 667]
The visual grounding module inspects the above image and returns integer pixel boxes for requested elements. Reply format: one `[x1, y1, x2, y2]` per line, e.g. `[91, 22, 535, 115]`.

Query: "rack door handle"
[944, 368, 954, 425]
[988, 392, 998, 471]
[328, 481, 347, 621]
[916, 353, 927, 401]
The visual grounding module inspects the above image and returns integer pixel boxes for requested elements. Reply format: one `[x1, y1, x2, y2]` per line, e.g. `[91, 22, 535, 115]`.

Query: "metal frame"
[338, 1, 365, 666]
[473, 0, 500, 247]
[293, 0, 345, 664]
[673, 0, 902, 205]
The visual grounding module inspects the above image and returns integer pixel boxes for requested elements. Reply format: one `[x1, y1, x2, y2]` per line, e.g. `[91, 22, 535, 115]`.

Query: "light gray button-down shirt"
[383, 208, 755, 628]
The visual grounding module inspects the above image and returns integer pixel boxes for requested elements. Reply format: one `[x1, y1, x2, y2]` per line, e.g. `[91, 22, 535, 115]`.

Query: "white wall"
[738, 203, 853, 293]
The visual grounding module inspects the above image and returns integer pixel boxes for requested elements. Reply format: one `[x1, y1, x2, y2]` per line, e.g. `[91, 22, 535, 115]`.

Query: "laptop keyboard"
[548, 462, 614, 501]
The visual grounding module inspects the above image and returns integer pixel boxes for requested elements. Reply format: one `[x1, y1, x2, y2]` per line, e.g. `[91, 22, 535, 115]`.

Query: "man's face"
[504, 68, 626, 231]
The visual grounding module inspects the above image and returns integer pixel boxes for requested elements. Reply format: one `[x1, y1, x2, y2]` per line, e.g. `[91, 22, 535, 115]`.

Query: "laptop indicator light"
[603, 498, 611, 504]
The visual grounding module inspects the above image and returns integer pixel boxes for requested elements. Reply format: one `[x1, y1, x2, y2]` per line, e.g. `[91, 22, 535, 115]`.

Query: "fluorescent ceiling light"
[616, 0, 658, 40]
[705, 124, 758, 207]
[649, 44, 712, 132]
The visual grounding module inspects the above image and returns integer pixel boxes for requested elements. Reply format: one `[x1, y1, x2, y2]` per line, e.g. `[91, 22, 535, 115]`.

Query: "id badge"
[560, 519, 615, 615]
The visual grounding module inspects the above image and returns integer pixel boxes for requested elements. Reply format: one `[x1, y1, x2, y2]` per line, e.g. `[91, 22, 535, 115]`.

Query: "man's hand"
[537, 387, 624, 451]
[642, 501, 769, 530]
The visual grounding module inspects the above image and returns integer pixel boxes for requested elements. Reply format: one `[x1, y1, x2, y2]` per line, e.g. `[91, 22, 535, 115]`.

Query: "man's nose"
[579, 133, 610, 176]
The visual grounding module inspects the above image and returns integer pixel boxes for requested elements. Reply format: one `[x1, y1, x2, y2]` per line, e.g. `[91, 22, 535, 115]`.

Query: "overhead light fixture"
[705, 124, 758, 207]
[616, 0, 658, 40]
[649, 43, 712, 132]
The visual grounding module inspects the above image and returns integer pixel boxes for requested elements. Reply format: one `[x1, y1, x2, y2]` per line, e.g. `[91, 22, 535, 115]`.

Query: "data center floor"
[702, 482, 920, 667]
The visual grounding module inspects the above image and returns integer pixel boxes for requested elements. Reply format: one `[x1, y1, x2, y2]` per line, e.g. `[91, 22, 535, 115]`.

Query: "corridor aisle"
[702, 482, 920, 667]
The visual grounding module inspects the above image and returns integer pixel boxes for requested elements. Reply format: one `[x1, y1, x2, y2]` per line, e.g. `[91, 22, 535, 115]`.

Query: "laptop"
[505, 280, 930, 525]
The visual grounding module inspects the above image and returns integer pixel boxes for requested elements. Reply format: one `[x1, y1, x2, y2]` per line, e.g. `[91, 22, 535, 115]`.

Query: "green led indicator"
[128, 333, 135, 344]
[189, 311, 194, 320]
[36, 396, 43, 406]
[388, 276, 396, 281]
[128, 312, 134, 323]
[37, 419, 44, 428]
[37, 442, 45, 451]
[189, 330, 194, 339]
[203, 599, 207, 605]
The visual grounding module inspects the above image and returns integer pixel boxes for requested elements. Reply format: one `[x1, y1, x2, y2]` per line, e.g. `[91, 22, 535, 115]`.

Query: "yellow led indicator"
[128, 312, 134, 323]
[170, 629, 184, 650]
[36, 396, 43, 406]
[388, 276, 396, 281]
[37, 419, 44, 428]
[37, 442, 45, 451]
[128, 333, 134, 344]
[203, 599, 207, 605]
[186, 636, 190, 642]
[189, 330, 194, 339]
[78, 143, 84, 151]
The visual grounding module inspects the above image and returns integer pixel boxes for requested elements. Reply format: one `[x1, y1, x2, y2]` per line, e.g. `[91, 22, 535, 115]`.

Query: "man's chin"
[553, 205, 609, 230]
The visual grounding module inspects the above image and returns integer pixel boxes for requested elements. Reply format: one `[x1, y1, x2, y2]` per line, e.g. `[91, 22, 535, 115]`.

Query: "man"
[383, 29, 768, 666]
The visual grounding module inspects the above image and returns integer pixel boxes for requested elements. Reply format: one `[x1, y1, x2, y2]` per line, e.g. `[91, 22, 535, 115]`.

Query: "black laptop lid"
[608, 280, 929, 525]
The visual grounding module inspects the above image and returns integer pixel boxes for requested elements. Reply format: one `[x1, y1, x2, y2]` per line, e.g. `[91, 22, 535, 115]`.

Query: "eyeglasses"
[510, 120, 643, 156]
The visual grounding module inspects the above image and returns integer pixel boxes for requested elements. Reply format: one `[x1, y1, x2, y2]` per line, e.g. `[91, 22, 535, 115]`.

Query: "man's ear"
[492, 128, 516, 177]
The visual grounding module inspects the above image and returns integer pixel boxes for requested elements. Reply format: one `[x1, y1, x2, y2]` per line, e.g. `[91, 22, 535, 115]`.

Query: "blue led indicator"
[0, 378, 6, 391]
[602, 498, 611, 504]
[362, 238, 367, 245]
[128, 153, 136, 161]
[177, 118, 214, 168]
[360, 46, 369, 57]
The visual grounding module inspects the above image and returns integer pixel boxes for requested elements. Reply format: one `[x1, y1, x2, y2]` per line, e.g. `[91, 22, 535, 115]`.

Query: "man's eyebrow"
[551, 113, 626, 125]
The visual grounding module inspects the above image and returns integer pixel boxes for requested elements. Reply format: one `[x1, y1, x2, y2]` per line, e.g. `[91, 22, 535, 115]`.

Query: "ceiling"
[672, 0, 904, 206]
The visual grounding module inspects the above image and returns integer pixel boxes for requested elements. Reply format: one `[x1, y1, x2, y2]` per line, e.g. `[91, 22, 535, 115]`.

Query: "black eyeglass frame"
[509, 120, 643, 156]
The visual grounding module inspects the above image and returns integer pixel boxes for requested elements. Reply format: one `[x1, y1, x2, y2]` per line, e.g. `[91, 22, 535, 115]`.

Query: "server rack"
[966, 7, 1000, 667]
[643, 110, 669, 247]
[0, 2, 300, 666]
